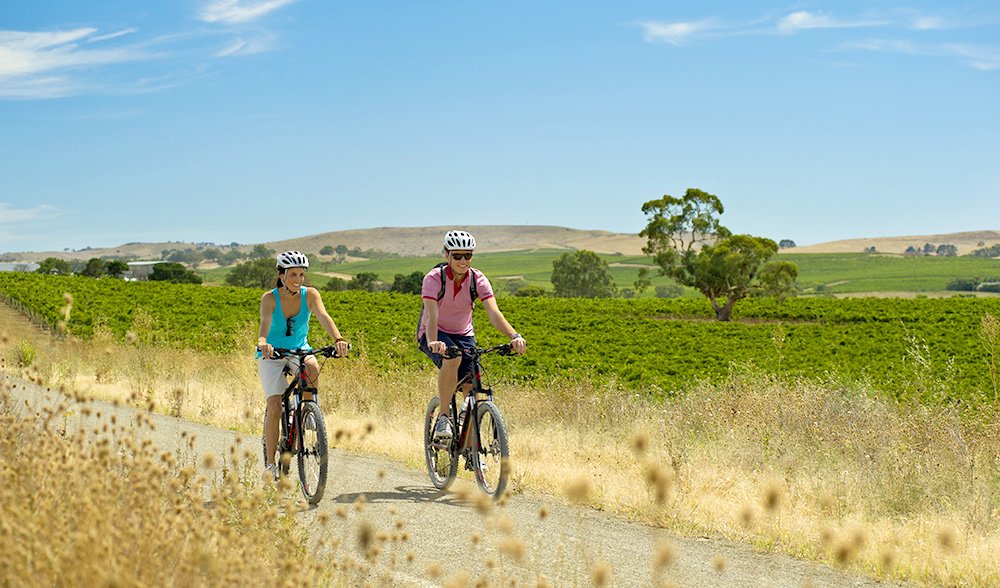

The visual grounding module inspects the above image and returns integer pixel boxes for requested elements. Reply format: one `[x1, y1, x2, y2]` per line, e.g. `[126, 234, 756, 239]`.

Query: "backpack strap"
[419, 264, 480, 344]
[468, 268, 479, 305]
[436, 265, 447, 301]
[439, 266, 478, 307]
[417, 263, 449, 343]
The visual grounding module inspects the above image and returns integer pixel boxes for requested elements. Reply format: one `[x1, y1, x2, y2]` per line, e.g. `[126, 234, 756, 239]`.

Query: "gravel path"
[4, 374, 905, 588]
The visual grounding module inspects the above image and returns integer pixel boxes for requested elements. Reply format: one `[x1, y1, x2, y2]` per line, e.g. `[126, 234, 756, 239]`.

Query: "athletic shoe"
[433, 415, 453, 441]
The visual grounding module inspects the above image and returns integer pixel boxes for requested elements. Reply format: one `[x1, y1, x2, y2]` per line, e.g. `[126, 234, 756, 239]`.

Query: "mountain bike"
[262, 345, 346, 505]
[423, 343, 513, 499]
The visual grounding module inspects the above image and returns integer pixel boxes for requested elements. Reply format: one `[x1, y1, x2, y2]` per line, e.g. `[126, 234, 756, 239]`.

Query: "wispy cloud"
[639, 19, 718, 46]
[216, 32, 277, 57]
[777, 11, 888, 33]
[841, 38, 1000, 70]
[0, 28, 154, 98]
[0, 203, 65, 251]
[945, 44, 1000, 70]
[199, 0, 298, 24]
[639, 9, 996, 71]
[0, 203, 58, 223]
[910, 16, 946, 31]
[88, 28, 139, 43]
[0, 1, 299, 100]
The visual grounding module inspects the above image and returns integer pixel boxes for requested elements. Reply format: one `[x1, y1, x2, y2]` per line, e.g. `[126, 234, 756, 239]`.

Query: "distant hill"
[788, 230, 1000, 256]
[266, 226, 647, 257]
[3, 226, 998, 263]
[0, 226, 648, 263]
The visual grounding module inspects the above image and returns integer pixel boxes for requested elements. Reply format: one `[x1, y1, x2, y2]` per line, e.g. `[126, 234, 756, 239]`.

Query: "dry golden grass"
[2, 304, 999, 587]
[0, 382, 330, 586]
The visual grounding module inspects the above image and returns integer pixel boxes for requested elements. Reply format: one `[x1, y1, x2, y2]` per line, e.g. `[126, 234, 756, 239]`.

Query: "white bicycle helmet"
[443, 230, 476, 251]
[276, 250, 309, 269]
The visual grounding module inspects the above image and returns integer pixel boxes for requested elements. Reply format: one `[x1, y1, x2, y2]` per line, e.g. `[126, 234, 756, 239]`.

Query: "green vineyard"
[1, 273, 997, 404]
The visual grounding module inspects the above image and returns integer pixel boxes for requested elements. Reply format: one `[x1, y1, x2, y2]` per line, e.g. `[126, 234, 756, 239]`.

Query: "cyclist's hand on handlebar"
[334, 339, 350, 357]
[510, 335, 527, 355]
[428, 340, 447, 355]
[257, 342, 274, 359]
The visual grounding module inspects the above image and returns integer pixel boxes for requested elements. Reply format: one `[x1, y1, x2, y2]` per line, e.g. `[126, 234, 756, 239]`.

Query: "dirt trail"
[3, 376, 904, 588]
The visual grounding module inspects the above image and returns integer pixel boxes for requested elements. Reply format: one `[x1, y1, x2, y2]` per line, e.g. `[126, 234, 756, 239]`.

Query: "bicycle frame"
[278, 357, 312, 457]
[268, 346, 341, 465]
[451, 355, 493, 451]
[424, 343, 513, 498]
[440, 344, 508, 454]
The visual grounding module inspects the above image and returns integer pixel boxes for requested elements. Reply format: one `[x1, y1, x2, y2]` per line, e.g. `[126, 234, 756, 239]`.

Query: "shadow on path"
[331, 485, 467, 507]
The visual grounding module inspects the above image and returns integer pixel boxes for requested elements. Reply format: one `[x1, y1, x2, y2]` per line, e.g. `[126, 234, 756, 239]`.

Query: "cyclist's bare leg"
[437, 356, 461, 416]
[303, 355, 320, 402]
[264, 395, 282, 466]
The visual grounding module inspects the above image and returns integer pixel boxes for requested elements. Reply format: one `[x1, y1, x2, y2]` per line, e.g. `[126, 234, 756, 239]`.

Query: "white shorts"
[257, 356, 303, 398]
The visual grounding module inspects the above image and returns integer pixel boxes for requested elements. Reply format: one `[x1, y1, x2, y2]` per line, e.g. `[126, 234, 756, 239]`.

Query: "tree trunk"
[709, 296, 738, 321]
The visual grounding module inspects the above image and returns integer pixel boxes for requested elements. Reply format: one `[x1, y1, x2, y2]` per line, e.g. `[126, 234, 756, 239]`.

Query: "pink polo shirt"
[418, 266, 494, 340]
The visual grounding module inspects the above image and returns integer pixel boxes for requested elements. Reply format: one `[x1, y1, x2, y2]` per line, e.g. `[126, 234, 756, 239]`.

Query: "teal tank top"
[266, 287, 311, 350]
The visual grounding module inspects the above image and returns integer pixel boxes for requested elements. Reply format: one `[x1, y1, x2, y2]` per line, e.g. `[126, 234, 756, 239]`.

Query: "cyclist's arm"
[306, 287, 349, 355]
[481, 297, 526, 354]
[258, 291, 276, 356]
[423, 298, 447, 355]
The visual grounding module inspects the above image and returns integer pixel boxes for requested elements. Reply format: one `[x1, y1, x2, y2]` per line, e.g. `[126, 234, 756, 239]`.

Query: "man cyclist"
[257, 250, 350, 481]
[417, 230, 527, 441]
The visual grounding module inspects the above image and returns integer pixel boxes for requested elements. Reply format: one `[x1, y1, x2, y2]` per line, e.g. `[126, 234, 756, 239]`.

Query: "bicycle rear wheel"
[424, 396, 458, 490]
[297, 401, 328, 505]
[473, 401, 510, 499]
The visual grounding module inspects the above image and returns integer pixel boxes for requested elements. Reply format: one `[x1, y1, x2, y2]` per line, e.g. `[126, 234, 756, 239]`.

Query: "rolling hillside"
[2, 226, 998, 263]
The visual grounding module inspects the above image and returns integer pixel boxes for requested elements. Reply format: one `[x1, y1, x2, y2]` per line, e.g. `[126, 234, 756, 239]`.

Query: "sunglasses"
[450, 252, 473, 261]
[285, 317, 295, 337]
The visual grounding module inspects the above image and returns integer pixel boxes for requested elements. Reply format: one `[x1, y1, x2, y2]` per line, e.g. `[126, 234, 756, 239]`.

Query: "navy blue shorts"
[419, 332, 477, 380]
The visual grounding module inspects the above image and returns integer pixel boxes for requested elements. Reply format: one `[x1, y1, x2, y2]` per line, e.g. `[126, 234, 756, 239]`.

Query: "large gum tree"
[640, 188, 795, 321]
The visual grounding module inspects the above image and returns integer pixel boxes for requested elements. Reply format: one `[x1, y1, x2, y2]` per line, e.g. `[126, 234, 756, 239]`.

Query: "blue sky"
[1, 1, 998, 253]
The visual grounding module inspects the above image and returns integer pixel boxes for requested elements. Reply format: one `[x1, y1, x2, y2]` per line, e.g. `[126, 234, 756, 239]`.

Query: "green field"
[780, 252, 1000, 293]
[198, 250, 1000, 296]
[2, 273, 998, 405]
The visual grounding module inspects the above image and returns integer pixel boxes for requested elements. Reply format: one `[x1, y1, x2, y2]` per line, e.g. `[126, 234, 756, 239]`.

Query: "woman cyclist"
[418, 230, 527, 441]
[257, 250, 349, 481]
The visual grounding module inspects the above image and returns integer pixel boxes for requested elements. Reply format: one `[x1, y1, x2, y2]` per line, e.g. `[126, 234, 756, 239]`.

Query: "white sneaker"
[433, 415, 453, 441]
[263, 463, 278, 482]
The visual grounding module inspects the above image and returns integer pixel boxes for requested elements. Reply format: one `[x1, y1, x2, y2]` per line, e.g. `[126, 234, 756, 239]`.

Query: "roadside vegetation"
[2, 273, 998, 402]
[1, 291, 997, 586]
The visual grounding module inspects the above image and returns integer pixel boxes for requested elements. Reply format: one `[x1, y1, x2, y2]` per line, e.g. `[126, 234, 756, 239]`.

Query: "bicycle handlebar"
[269, 344, 351, 360]
[442, 343, 513, 359]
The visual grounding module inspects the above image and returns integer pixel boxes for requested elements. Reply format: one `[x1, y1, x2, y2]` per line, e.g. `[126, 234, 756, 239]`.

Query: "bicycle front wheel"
[424, 396, 458, 490]
[473, 401, 510, 499]
[297, 401, 328, 505]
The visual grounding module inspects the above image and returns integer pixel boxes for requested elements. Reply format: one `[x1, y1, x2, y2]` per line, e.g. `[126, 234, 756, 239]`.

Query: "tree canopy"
[81, 258, 108, 278]
[640, 188, 796, 320]
[36, 257, 72, 275]
[150, 263, 203, 284]
[390, 271, 423, 294]
[106, 261, 129, 278]
[225, 258, 276, 289]
[550, 250, 617, 298]
[350, 272, 381, 292]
